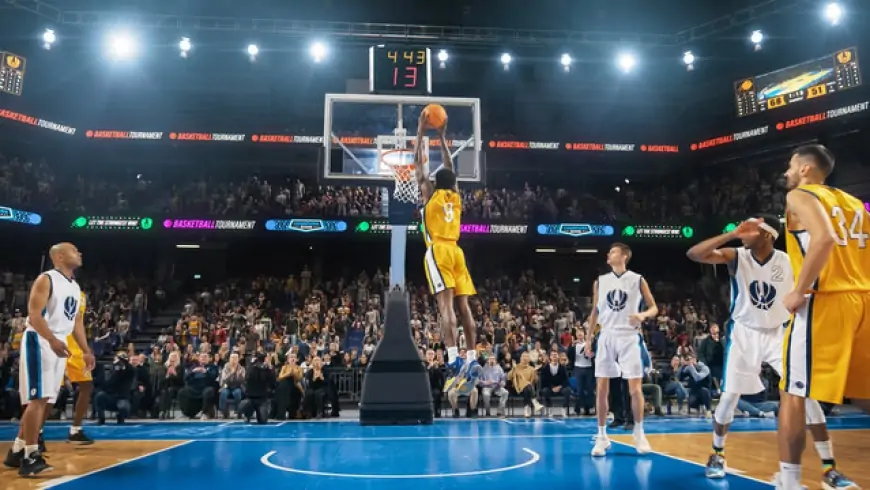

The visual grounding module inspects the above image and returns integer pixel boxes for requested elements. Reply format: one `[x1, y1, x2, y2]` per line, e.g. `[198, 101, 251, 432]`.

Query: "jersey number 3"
[832, 206, 869, 248]
[443, 203, 455, 223]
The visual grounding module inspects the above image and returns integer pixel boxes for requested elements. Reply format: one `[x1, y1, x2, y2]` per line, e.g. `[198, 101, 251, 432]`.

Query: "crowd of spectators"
[0, 257, 787, 423]
[0, 150, 785, 222]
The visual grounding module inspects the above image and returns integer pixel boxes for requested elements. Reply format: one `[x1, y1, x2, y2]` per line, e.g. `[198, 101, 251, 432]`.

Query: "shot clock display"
[369, 46, 432, 95]
[735, 47, 861, 117]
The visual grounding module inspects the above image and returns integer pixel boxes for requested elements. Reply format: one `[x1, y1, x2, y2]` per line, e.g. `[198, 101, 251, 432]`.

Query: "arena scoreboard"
[0, 51, 26, 96]
[369, 46, 432, 95]
[735, 47, 861, 117]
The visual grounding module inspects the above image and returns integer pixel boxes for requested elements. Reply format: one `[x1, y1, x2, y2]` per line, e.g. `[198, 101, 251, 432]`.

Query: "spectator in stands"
[539, 350, 572, 417]
[94, 352, 134, 425]
[304, 357, 329, 418]
[158, 352, 184, 419]
[239, 352, 274, 424]
[567, 329, 595, 415]
[218, 353, 246, 418]
[698, 323, 725, 395]
[274, 354, 304, 420]
[507, 352, 543, 417]
[179, 352, 219, 419]
[478, 355, 509, 417]
[425, 350, 446, 417]
[447, 361, 483, 418]
[658, 356, 689, 415]
[678, 354, 712, 417]
[130, 353, 152, 417]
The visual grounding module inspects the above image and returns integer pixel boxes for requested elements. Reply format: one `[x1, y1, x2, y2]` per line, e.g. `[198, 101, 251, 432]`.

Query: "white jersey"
[596, 270, 644, 332]
[729, 248, 793, 329]
[26, 269, 81, 339]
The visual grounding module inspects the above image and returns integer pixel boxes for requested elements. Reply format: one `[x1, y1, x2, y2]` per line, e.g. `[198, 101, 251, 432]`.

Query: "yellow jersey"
[66, 291, 86, 354]
[785, 184, 870, 293]
[421, 188, 462, 247]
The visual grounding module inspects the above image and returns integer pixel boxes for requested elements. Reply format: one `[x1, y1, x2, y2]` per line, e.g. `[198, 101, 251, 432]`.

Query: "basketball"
[423, 104, 447, 129]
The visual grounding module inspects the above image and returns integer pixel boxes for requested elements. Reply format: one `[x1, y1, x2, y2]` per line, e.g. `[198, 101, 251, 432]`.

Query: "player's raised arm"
[438, 121, 454, 174]
[415, 112, 433, 202]
[686, 231, 739, 266]
[786, 189, 837, 295]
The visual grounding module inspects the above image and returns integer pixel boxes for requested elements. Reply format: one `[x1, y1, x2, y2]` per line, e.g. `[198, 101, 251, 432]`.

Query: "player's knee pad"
[714, 392, 740, 426]
[805, 398, 827, 425]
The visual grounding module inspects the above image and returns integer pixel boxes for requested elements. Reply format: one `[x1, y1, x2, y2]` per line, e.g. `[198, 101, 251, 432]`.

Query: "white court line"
[260, 447, 540, 479]
[276, 421, 288, 427]
[609, 440, 771, 487]
[37, 440, 194, 489]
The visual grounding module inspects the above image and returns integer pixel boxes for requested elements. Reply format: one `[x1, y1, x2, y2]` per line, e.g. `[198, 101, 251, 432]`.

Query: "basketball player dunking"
[776, 144, 870, 490]
[412, 110, 479, 392]
[687, 215, 857, 489]
[587, 243, 657, 456]
[4, 243, 94, 477]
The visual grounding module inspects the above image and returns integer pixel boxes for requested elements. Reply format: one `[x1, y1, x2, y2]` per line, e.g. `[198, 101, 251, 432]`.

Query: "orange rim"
[381, 148, 425, 182]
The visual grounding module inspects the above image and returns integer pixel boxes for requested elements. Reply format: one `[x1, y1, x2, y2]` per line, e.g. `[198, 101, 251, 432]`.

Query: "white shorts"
[595, 330, 647, 379]
[722, 322, 784, 395]
[18, 330, 67, 405]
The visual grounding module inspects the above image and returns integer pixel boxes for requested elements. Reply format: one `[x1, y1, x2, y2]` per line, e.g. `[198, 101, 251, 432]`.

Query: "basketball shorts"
[18, 330, 68, 404]
[782, 292, 870, 404]
[65, 333, 92, 383]
[424, 241, 476, 297]
[595, 329, 647, 380]
[722, 322, 784, 395]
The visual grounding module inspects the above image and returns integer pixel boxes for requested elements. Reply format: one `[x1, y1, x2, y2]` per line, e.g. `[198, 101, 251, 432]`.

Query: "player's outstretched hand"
[438, 115, 448, 135]
[49, 338, 70, 358]
[734, 218, 763, 240]
[418, 111, 428, 132]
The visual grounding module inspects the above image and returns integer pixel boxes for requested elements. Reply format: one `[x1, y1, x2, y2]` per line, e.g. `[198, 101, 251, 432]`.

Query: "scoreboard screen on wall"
[734, 47, 861, 117]
[369, 46, 432, 95]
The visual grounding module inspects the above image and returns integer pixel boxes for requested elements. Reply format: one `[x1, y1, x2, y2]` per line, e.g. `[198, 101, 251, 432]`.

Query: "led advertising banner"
[621, 225, 695, 239]
[536, 223, 615, 238]
[353, 221, 529, 236]
[70, 216, 154, 230]
[264, 219, 348, 233]
[163, 219, 257, 230]
[0, 205, 42, 225]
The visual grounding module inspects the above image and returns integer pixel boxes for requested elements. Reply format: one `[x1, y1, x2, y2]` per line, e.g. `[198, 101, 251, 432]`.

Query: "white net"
[383, 152, 421, 204]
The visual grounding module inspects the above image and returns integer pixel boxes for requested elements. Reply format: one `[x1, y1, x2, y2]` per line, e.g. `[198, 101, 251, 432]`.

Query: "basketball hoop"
[382, 148, 424, 204]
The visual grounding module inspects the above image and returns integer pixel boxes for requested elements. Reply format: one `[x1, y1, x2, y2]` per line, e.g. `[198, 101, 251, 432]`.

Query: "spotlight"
[107, 31, 138, 60]
[624, 178, 630, 184]
[42, 29, 56, 49]
[615, 186, 621, 192]
[824, 2, 843, 25]
[617, 52, 636, 73]
[560, 53, 572, 72]
[247, 44, 259, 61]
[750, 30, 764, 51]
[683, 51, 695, 71]
[438, 49, 448, 69]
[179, 37, 191, 58]
[500, 52, 512, 71]
[310, 41, 327, 62]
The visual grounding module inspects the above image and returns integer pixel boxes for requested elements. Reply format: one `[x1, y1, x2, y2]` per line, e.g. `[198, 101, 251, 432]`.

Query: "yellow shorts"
[65, 334, 92, 383]
[781, 292, 870, 403]
[423, 241, 476, 297]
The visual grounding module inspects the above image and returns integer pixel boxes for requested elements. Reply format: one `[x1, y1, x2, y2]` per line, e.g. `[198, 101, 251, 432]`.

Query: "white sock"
[25, 445, 38, 457]
[814, 440, 834, 460]
[466, 350, 477, 363]
[447, 346, 459, 364]
[12, 438, 25, 452]
[598, 426, 607, 438]
[779, 462, 802, 488]
[70, 426, 81, 435]
[633, 421, 644, 436]
[713, 433, 726, 451]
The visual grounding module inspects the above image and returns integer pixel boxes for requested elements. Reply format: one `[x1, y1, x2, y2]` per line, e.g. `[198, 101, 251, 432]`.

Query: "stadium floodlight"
[107, 31, 138, 60]
[247, 44, 259, 57]
[438, 49, 448, 69]
[500, 52, 512, 71]
[310, 41, 327, 62]
[683, 50, 695, 71]
[179, 37, 191, 58]
[617, 52, 636, 73]
[560, 53, 572, 72]
[624, 178, 630, 184]
[824, 2, 843, 25]
[42, 29, 56, 49]
[750, 30, 764, 51]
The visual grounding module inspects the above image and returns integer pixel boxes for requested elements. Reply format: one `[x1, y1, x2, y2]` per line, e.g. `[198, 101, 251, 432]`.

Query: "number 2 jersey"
[785, 184, 870, 293]
[728, 248, 793, 329]
[421, 188, 462, 247]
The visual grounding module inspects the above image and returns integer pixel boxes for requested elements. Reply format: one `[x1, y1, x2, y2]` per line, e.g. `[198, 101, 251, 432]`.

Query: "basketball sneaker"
[633, 432, 652, 454]
[18, 451, 52, 477]
[822, 469, 860, 490]
[591, 437, 611, 457]
[705, 453, 726, 479]
[3, 447, 23, 468]
[68, 430, 94, 445]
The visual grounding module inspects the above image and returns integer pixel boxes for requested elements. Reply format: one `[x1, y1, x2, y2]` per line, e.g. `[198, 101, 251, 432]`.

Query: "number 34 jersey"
[785, 185, 870, 293]
[421, 188, 462, 247]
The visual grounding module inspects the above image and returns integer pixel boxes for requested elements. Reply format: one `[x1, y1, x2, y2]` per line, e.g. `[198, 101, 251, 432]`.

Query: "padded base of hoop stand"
[359, 291, 434, 426]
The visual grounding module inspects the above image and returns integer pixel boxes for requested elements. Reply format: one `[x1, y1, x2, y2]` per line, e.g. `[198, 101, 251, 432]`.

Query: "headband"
[746, 218, 779, 240]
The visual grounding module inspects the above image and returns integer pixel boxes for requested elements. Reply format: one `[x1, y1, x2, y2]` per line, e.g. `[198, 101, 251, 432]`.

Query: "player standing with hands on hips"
[586, 243, 658, 457]
[4, 243, 94, 477]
